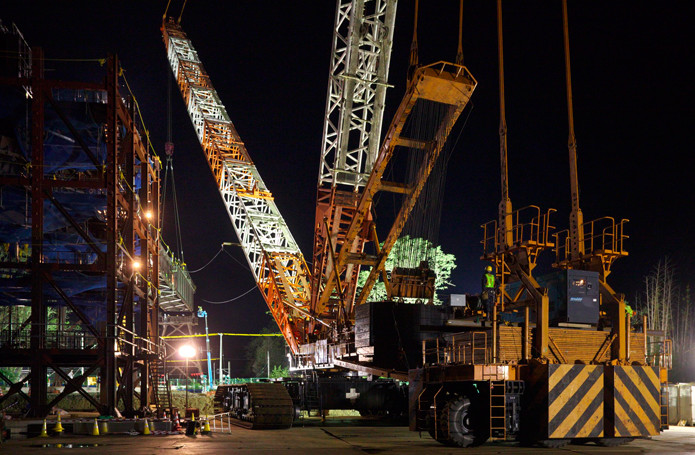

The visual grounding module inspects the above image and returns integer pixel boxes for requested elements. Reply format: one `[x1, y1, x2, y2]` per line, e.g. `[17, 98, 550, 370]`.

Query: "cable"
[161, 157, 170, 225]
[188, 246, 223, 273]
[163, 0, 172, 19]
[178, 0, 188, 24]
[119, 69, 159, 159]
[170, 157, 184, 261]
[223, 248, 252, 273]
[202, 285, 257, 304]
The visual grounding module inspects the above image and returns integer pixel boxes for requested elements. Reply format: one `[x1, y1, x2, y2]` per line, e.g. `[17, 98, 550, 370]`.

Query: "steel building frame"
[0, 49, 160, 417]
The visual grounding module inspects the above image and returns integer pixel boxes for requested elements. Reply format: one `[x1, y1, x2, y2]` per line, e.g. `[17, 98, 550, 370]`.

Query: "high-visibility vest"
[484, 273, 495, 289]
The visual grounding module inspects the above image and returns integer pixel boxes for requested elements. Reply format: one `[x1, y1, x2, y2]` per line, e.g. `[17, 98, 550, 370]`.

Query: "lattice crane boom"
[162, 19, 311, 354]
[312, 0, 398, 324]
[318, 0, 398, 189]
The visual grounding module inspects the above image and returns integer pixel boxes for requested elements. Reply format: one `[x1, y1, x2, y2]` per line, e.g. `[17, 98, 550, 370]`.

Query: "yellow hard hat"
[486, 265, 492, 273]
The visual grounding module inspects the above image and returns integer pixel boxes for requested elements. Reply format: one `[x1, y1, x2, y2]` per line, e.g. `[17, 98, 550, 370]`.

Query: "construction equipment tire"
[442, 396, 487, 447]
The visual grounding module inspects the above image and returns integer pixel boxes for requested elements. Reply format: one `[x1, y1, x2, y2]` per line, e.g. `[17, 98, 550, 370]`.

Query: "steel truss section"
[317, 63, 477, 319]
[158, 241, 195, 313]
[162, 20, 310, 354]
[158, 224, 199, 379]
[0, 50, 160, 417]
[312, 0, 398, 327]
[318, 0, 398, 189]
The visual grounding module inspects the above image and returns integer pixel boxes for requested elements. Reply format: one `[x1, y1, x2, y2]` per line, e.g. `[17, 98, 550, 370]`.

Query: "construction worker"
[481, 265, 496, 320]
[625, 302, 634, 318]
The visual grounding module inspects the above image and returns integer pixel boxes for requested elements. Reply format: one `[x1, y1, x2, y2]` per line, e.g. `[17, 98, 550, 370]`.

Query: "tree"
[245, 321, 289, 378]
[356, 235, 457, 305]
[637, 257, 695, 381]
[641, 257, 675, 336]
[270, 365, 289, 378]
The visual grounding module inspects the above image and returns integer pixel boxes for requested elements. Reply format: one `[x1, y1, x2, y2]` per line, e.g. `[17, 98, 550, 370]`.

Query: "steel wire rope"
[222, 249, 253, 273]
[170, 160, 184, 261]
[161, 73, 172, 226]
[160, 71, 186, 263]
[161, 157, 170, 224]
[178, 0, 188, 23]
[201, 285, 258, 305]
[162, 0, 172, 19]
[400, 99, 445, 269]
[119, 69, 159, 159]
[187, 245, 224, 273]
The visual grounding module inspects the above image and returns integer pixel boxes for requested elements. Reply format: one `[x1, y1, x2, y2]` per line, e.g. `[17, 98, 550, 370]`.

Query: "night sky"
[3, 1, 693, 374]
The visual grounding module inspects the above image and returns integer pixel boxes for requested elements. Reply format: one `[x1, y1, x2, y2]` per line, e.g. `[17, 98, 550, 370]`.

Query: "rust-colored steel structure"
[316, 62, 477, 324]
[0, 47, 160, 417]
[162, 19, 312, 355]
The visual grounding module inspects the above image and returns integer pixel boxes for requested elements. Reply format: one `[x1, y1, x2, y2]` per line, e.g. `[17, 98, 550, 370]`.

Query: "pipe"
[523, 305, 530, 362]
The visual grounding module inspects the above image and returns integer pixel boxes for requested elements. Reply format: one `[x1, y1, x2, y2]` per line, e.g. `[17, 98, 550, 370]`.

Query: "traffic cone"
[142, 418, 151, 435]
[201, 415, 211, 435]
[99, 419, 109, 435]
[53, 414, 64, 434]
[91, 418, 100, 436]
[149, 419, 155, 433]
[173, 411, 182, 431]
[192, 413, 198, 436]
[39, 419, 49, 437]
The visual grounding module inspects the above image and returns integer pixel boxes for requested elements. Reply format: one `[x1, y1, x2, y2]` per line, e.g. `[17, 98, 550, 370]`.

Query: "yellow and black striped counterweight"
[605, 366, 661, 437]
[523, 364, 604, 440]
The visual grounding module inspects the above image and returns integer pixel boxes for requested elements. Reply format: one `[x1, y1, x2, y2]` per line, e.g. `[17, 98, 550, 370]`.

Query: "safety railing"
[0, 323, 99, 350]
[555, 216, 629, 265]
[158, 239, 195, 311]
[44, 249, 99, 265]
[481, 205, 556, 256]
[115, 324, 158, 355]
[207, 412, 233, 433]
[421, 332, 489, 366]
[647, 339, 672, 370]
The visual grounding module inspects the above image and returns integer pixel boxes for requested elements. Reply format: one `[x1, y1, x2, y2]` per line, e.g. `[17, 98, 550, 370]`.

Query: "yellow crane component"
[316, 62, 477, 319]
[555, 0, 630, 361]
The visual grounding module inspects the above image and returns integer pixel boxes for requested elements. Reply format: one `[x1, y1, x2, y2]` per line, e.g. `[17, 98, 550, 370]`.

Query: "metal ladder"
[489, 380, 506, 439]
[660, 383, 669, 430]
[151, 357, 173, 416]
[304, 372, 322, 414]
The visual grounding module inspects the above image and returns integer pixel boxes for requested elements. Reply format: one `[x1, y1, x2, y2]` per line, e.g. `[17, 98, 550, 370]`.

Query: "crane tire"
[441, 395, 487, 447]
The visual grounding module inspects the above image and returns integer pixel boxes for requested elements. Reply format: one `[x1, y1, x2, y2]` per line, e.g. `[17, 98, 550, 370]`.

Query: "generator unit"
[504, 269, 600, 325]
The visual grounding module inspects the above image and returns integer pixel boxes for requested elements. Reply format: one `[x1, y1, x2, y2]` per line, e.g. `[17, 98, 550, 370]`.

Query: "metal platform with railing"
[158, 240, 196, 314]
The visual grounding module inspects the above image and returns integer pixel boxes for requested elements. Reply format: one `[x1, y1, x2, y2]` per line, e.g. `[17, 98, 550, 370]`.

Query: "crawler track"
[214, 382, 294, 429]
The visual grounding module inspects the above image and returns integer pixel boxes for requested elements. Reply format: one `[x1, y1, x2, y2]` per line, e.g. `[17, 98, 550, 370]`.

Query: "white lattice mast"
[162, 19, 312, 354]
[319, 0, 398, 188]
[312, 0, 398, 324]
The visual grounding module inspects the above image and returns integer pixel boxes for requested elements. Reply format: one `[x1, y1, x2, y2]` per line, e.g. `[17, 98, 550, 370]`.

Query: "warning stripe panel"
[548, 365, 604, 439]
[612, 366, 660, 436]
